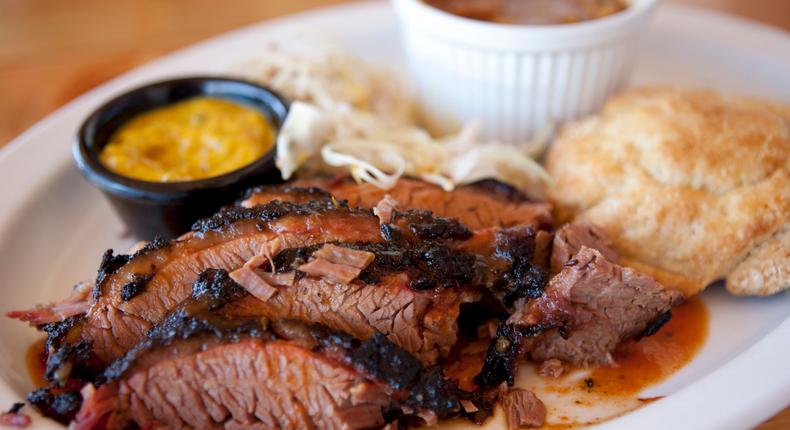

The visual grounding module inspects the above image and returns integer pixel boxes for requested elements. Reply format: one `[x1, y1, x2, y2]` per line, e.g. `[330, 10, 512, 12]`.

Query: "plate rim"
[0, 2, 788, 429]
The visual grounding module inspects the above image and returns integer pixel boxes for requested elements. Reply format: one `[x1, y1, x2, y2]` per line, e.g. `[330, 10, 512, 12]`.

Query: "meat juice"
[441, 297, 709, 428]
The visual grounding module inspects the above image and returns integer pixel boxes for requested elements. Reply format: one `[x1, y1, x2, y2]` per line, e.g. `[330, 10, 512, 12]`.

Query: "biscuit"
[545, 87, 790, 296]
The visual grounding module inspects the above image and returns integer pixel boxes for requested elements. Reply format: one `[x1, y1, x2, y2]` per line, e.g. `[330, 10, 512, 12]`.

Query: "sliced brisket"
[242, 177, 553, 230]
[550, 223, 618, 274]
[75, 339, 391, 430]
[6, 281, 92, 325]
[511, 246, 682, 366]
[227, 271, 478, 364]
[222, 216, 547, 364]
[11, 183, 552, 392]
[501, 388, 546, 429]
[69, 278, 469, 430]
[9, 179, 694, 429]
[59, 200, 385, 364]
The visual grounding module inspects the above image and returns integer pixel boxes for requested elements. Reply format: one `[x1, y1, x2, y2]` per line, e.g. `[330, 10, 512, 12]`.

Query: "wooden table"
[0, 0, 787, 428]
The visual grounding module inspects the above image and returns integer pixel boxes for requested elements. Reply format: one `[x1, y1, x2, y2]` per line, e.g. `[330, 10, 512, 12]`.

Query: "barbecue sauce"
[588, 296, 709, 396]
[26, 338, 47, 389]
[29, 299, 708, 393]
[445, 297, 709, 398]
[26, 292, 708, 426]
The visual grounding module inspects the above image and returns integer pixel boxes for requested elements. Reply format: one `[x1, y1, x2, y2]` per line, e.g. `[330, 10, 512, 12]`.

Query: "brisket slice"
[549, 223, 618, 274]
[511, 246, 682, 366]
[226, 272, 478, 364]
[6, 281, 91, 325]
[69, 275, 467, 429]
[74, 340, 391, 430]
[16, 189, 544, 387]
[52, 200, 385, 365]
[501, 389, 546, 430]
[475, 227, 681, 388]
[38, 198, 511, 378]
[242, 177, 553, 230]
[453, 225, 551, 309]
[223, 220, 548, 364]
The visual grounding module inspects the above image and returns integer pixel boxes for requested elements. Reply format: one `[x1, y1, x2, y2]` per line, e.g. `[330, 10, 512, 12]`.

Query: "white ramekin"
[392, 0, 659, 143]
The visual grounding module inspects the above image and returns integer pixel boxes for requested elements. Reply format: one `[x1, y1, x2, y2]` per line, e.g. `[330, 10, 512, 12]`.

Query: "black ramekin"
[74, 77, 289, 239]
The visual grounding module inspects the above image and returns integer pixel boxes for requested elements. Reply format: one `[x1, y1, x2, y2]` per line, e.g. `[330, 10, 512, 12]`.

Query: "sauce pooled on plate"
[99, 97, 274, 182]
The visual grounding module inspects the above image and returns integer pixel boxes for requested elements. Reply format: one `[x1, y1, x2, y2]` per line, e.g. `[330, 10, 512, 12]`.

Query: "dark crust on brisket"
[93, 267, 468, 421]
[190, 268, 247, 310]
[468, 178, 532, 202]
[7, 403, 24, 414]
[636, 310, 673, 340]
[310, 327, 462, 419]
[93, 250, 130, 299]
[392, 210, 473, 241]
[495, 228, 550, 306]
[240, 185, 335, 204]
[192, 199, 371, 233]
[44, 341, 92, 385]
[92, 238, 170, 300]
[100, 309, 269, 384]
[93, 236, 171, 299]
[503, 265, 548, 305]
[474, 322, 522, 389]
[119, 273, 153, 302]
[40, 316, 81, 351]
[380, 223, 402, 242]
[474, 322, 554, 389]
[102, 269, 261, 384]
[345, 331, 423, 391]
[406, 367, 461, 418]
[135, 236, 171, 255]
[271, 241, 485, 291]
[27, 388, 81, 424]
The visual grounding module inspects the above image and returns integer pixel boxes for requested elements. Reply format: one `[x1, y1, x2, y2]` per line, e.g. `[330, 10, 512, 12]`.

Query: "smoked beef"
[242, 177, 552, 230]
[7, 179, 689, 430]
[69, 269, 466, 429]
[510, 246, 681, 366]
[79, 199, 384, 364]
[20, 186, 546, 383]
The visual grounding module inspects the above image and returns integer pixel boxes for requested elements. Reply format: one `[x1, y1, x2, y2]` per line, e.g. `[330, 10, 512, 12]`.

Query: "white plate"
[0, 2, 788, 429]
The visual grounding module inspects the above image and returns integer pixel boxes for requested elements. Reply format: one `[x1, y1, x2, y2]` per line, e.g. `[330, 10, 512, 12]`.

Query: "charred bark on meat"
[119, 273, 153, 302]
[190, 268, 247, 308]
[35, 268, 483, 426]
[392, 209, 473, 241]
[270, 241, 485, 291]
[494, 228, 550, 306]
[40, 316, 81, 352]
[93, 250, 130, 299]
[192, 199, 371, 233]
[27, 388, 81, 424]
[636, 310, 673, 340]
[240, 184, 336, 205]
[474, 322, 522, 389]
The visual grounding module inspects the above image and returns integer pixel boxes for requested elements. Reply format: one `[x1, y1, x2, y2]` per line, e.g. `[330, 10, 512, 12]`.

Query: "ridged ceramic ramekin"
[392, 0, 659, 143]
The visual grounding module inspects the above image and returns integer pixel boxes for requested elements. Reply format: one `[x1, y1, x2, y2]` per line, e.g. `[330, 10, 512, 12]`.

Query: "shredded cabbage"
[232, 43, 552, 197]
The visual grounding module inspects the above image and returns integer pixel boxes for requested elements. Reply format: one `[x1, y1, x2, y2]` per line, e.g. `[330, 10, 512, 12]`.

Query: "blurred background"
[0, 0, 788, 147]
[0, 0, 788, 146]
[0, 0, 787, 428]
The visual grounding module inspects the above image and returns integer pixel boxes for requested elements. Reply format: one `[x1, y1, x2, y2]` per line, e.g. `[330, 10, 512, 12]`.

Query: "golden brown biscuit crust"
[545, 87, 790, 297]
